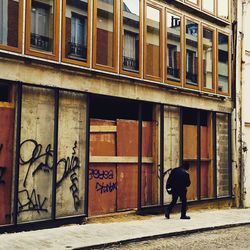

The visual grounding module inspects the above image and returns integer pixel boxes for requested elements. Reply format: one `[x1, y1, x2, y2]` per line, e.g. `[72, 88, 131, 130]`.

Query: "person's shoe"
[165, 210, 170, 219]
[180, 215, 190, 219]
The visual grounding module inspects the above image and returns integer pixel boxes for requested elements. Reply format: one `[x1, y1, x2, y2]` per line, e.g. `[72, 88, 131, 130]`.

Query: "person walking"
[165, 161, 191, 219]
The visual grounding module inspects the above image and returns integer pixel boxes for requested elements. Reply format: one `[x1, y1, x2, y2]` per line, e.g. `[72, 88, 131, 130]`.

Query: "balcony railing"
[167, 67, 180, 78]
[68, 42, 87, 60]
[186, 72, 197, 84]
[123, 56, 139, 71]
[30, 33, 52, 52]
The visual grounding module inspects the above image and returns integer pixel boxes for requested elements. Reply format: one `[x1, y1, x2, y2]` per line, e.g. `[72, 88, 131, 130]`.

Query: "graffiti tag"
[19, 139, 53, 187]
[56, 141, 80, 188]
[96, 182, 117, 194]
[70, 172, 80, 211]
[18, 189, 48, 214]
[89, 169, 114, 180]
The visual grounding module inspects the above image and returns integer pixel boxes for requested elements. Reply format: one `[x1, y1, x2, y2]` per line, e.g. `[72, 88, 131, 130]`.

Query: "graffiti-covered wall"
[17, 86, 87, 222]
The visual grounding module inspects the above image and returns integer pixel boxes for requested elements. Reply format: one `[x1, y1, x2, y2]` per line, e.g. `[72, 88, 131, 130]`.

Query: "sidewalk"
[1, 208, 250, 250]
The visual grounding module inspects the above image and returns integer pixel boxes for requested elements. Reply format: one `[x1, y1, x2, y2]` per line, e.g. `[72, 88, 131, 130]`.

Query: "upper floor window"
[202, 0, 214, 14]
[26, 0, 59, 60]
[166, 12, 182, 85]
[218, 0, 229, 20]
[120, 0, 141, 77]
[185, 0, 199, 7]
[62, 0, 90, 67]
[185, 19, 199, 88]
[217, 32, 229, 94]
[144, 3, 163, 81]
[202, 26, 215, 91]
[0, 0, 22, 52]
[93, 0, 118, 72]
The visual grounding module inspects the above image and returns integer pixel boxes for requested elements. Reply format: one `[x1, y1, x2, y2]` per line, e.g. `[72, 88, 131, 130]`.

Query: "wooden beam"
[90, 125, 117, 133]
[89, 156, 153, 164]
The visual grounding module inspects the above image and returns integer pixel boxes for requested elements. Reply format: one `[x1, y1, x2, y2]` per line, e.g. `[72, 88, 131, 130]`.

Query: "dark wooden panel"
[186, 161, 197, 201]
[117, 164, 137, 210]
[201, 162, 208, 198]
[88, 164, 117, 216]
[142, 121, 153, 157]
[0, 107, 15, 224]
[90, 119, 116, 156]
[117, 119, 138, 157]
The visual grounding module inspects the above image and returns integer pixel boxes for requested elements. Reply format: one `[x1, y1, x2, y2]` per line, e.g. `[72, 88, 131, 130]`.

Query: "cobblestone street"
[107, 225, 250, 250]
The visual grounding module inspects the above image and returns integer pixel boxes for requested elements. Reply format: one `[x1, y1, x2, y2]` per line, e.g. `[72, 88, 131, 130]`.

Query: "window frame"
[183, 16, 201, 91]
[119, 0, 143, 78]
[0, 0, 23, 53]
[184, 0, 201, 9]
[201, 23, 216, 93]
[216, 30, 231, 96]
[92, 0, 118, 73]
[61, 0, 91, 67]
[201, 0, 215, 15]
[143, 0, 164, 82]
[25, 0, 60, 61]
[216, 0, 230, 21]
[165, 8, 183, 87]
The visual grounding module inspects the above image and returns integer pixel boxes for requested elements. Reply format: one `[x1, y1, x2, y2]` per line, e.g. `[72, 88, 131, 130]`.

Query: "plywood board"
[183, 125, 197, 160]
[0, 107, 14, 225]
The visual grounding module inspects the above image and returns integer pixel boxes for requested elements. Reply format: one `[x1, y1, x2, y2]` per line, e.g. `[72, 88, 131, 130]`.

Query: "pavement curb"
[73, 221, 250, 250]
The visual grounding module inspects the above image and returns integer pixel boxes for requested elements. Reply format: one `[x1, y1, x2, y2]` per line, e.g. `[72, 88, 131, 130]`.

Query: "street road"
[107, 225, 250, 250]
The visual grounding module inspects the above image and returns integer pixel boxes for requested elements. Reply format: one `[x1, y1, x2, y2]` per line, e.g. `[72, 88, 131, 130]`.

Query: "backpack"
[165, 168, 173, 194]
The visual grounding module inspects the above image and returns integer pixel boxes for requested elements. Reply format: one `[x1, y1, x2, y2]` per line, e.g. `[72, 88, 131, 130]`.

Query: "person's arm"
[186, 173, 191, 187]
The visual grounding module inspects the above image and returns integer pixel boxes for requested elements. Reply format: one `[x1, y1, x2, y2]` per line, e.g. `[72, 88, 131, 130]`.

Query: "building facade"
[0, 0, 235, 232]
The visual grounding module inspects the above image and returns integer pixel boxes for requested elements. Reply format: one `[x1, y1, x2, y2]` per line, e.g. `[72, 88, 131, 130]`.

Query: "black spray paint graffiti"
[17, 189, 48, 214]
[0, 166, 6, 185]
[56, 141, 81, 211]
[89, 169, 117, 194]
[18, 140, 81, 214]
[19, 139, 53, 188]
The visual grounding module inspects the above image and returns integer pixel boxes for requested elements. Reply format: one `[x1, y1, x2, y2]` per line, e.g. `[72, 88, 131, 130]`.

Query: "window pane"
[122, 0, 140, 72]
[166, 13, 181, 83]
[185, 20, 198, 86]
[96, 0, 114, 67]
[203, 28, 214, 89]
[65, 0, 88, 61]
[30, 0, 54, 52]
[56, 91, 87, 217]
[18, 87, 55, 222]
[146, 6, 160, 78]
[216, 113, 229, 197]
[0, 0, 19, 47]
[202, 0, 214, 13]
[218, 33, 229, 93]
[218, 0, 229, 19]
[187, 0, 198, 4]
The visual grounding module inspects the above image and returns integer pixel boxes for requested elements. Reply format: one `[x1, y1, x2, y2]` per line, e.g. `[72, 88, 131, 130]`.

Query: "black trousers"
[166, 189, 187, 216]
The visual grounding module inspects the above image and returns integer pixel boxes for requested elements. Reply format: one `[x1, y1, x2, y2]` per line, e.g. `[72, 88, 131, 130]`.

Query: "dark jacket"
[166, 167, 191, 192]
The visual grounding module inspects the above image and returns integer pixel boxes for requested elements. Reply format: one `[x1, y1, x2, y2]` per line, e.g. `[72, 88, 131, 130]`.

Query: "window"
[217, 0, 229, 20]
[31, 2, 52, 52]
[185, 19, 199, 88]
[93, 0, 118, 72]
[202, 26, 215, 91]
[217, 32, 229, 94]
[0, 0, 22, 52]
[185, 0, 200, 7]
[202, 0, 214, 13]
[62, 0, 90, 66]
[144, 3, 163, 81]
[120, 0, 141, 77]
[166, 12, 182, 85]
[26, 0, 59, 60]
